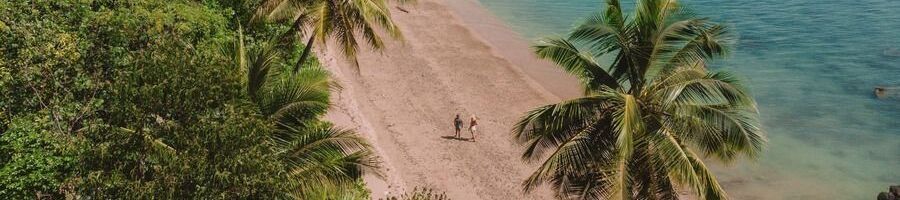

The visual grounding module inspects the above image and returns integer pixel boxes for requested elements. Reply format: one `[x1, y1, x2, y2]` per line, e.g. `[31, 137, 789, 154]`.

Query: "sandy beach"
[319, 0, 583, 199]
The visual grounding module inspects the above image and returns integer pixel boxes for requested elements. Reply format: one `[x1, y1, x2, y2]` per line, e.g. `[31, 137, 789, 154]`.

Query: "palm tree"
[512, 0, 765, 199]
[233, 29, 380, 198]
[252, 0, 413, 71]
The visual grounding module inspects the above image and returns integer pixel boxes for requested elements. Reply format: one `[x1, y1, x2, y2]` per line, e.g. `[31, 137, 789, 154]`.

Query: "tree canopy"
[0, 0, 375, 198]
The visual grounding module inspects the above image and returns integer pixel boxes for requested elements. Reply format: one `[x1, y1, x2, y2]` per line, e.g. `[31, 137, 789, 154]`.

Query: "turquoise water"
[477, 0, 900, 199]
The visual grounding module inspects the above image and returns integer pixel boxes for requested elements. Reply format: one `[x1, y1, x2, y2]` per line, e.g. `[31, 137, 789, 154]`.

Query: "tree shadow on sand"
[440, 136, 473, 142]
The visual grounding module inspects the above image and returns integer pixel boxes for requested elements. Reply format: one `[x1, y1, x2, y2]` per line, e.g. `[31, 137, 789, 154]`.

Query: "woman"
[454, 114, 463, 138]
[469, 115, 478, 141]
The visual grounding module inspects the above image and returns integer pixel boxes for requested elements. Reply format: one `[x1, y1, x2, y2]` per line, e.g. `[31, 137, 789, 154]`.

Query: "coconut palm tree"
[512, 0, 765, 199]
[233, 29, 380, 198]
[252, 0, 413, 71]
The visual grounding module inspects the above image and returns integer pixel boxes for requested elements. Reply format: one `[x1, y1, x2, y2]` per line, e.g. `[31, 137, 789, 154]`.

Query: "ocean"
[474, 0, 900, 199]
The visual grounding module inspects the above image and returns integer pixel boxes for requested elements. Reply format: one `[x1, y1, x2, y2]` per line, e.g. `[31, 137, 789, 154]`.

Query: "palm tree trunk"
[294, 31, 317, 72]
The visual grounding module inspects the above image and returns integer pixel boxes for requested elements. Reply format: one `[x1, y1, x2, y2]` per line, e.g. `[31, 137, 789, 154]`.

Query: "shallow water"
[476, 0, 900, 199]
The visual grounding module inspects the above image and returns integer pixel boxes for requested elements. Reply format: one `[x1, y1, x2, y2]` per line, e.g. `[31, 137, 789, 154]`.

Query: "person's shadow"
[440, 136, 473, 142]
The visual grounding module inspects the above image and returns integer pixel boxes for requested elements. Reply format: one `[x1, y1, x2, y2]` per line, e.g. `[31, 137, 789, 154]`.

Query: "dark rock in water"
[877, 185, 900, 200]
[875, 87, 887, 99]
[878, 192, 893, 200]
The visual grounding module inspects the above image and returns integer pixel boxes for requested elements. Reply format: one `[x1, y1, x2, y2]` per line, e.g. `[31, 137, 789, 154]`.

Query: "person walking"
[469, 115, 478, 141]
[454, 114, 464, 138]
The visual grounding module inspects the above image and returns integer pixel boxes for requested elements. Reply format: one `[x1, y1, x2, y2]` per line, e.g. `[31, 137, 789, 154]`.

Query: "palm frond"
[517, 0, 763, 199]
[355, 0, 402, 39]
[280, 125, 381, 198]
[651, 68, 752, 108]
[613, 93, 643, 158]
[521, 121, 612, 194]
[645, 22, 733, 81]
[607, 93, 644, 200]
[513, 95, 617, 161]
[248, 41, 280, 102]
[259, 67, 332, 132]
[603, 0, 626, 32]
[569, 12, 621, 55]
[671, 104, 764, 162]
[252, 0, 289, 24]
[534, 37, 621, 93]
[646, 128, 702, 192]
[634, 0, 679, 38]
[685, 148, 728, 200]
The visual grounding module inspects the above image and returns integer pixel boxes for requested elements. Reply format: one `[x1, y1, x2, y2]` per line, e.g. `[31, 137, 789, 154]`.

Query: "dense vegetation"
[513, 0, 765, 199]
[0, 0, 382, 198]
[251, 0, 410, 69]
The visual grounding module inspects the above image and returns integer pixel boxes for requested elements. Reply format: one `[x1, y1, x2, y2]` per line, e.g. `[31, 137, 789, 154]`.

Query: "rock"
[878, 186, 900, 200]
[877, 192, 892, 200]
[875, 87, 887, 99]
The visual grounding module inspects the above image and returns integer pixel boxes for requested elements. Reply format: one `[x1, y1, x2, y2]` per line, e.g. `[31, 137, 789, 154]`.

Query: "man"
[454, 114, 463, 138]
[469, 115, 478, 141]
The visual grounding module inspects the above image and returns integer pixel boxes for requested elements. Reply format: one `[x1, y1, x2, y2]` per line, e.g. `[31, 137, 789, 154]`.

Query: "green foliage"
[76, 104, 288, 198]
[515, 0, 765, 199]
[0, 114, 80, 199]
[233, 33, 378, 198]
[1, 0, 377, 198]
[252, 0, 411, 68]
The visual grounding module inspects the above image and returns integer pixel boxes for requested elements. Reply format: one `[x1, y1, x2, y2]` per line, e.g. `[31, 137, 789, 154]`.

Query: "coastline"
[440, 0, 582, 99]
[442, 1, 900, 199]
[318, 0, 581, 199]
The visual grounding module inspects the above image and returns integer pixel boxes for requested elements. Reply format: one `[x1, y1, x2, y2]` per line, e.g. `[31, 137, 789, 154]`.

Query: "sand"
[319, 0, 582, 199]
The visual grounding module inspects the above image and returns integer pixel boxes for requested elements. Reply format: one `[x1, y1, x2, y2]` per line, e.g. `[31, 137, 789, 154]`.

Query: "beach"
[319, 0, 582, 199]
[323, 0, 900, 199]
[4, 0, 895, 198]
[465, 1, 900, 199]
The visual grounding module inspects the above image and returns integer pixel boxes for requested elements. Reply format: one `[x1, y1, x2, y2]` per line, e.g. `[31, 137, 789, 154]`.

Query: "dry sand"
[320, 0, 582, 199]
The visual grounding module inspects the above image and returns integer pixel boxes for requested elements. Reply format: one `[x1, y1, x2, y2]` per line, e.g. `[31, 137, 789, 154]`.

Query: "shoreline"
[319, 0, 581, 199]
[441, 0, 582, 99]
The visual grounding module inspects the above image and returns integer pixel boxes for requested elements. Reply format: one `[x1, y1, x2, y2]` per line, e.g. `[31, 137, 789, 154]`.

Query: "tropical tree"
[234, 29, 381, 198]
[251, 0, 413, 70]
[512, 0, 765, 199]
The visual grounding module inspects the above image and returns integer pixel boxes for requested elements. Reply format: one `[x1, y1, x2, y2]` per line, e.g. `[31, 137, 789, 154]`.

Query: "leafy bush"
[0, 114, 80, 199]
[0, 0, 290, 198]
[1, 0, 380, 198]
